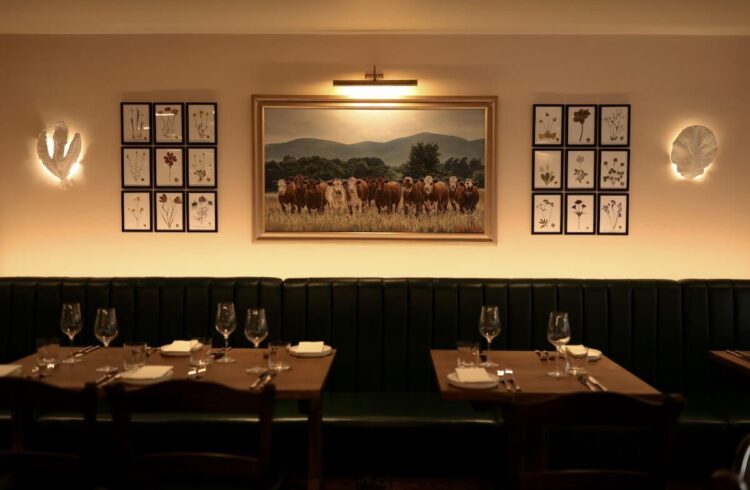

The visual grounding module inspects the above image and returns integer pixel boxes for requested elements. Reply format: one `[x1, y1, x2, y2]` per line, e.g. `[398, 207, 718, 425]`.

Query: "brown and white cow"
[422, 175, 436, 213]
[303, 178, 327, 214]
[276, 178, 296, 214]
[325, 178, 348, 214]
[456, 178, 479, 214]
[345, 177, 369, 214]
[446, 176, 461, 211]
[373, 177, 401, 214]
[427, 180, 450, 214]
[400, 176, 425, 216]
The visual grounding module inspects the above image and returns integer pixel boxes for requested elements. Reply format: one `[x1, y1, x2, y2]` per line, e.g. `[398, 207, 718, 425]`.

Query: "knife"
[250, 370, 269, 390]
[577, 375, 595, 391]
[726, 350, 750, 362]
[257, 372, 277, 389]
[588, 376, 608, 391]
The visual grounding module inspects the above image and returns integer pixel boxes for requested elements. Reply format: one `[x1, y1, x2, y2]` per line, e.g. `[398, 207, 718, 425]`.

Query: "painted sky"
[265, 108, 486, 144]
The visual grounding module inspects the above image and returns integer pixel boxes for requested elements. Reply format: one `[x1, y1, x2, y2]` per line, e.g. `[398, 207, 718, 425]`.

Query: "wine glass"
[94, 307, 119, 373]
[478, 306, 501, 368]
[214, 302, 237, 364]
[547, 311, 571, 378]
[60, 303, 83, 364]
[244, 308, 269, 374]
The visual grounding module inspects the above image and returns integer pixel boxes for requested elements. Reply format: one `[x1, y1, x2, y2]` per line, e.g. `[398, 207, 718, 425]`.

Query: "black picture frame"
[186, 146, 218, 189]
[186, 102, 218, 145]
[598, 149, 630, 191]
[121, 147, 152, 188]
[186, 191, 218, 232]
[154, 147, 185, 188]
[598, 193, 629, 235]
[153, 191, 186, 232]
[565, 193, 596, 235]
[121, 191, 152, 232]
[598, 104, 631, 147]
[532, 104, 564, 147]
[565, 104, 597, 147]
[153, 102, 185, 145]
[531, 193, 563, 235]
[121, 102, 152, 145]
[532, 149, 563, 190]
[565, 149, 597, 190]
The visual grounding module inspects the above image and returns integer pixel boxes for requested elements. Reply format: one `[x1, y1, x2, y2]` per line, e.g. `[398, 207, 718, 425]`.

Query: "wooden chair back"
[502, 392, 684, 490]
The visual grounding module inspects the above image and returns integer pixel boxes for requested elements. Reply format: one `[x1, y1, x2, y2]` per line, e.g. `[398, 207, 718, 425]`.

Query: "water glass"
[268, 341, 292, 372]
[123, 341, 147, 370]
[214, 302, 237, 364]
[478, 306, 501, 368]
[36, 338, 60, 367]
[457, 341, 480, 367]
[190, 338, 213, 367]
[565, 346, 588, 375]
[94, 307, 119, 373]
[547, 311, 571, 378]
[60, 303, 83, 363]
[245, 308, 269, 374]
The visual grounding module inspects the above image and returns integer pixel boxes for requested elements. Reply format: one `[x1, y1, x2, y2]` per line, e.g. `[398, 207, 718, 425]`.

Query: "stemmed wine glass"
[214, 302, 237, 364]
[94, 307, 119, 373]
[60, 303, 83, 364]
[547, 311, 571, 378]
[244, 308, 269, 374]
[478, 306, 501, 368]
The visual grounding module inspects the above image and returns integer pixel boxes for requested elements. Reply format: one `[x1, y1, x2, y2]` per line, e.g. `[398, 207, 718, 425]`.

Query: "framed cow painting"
[252, 95, 497, 241]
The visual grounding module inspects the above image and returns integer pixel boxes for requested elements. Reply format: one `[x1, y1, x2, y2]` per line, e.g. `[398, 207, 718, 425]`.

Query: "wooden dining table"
[12, 346, 335, 490]
[431, 349, 661, 402]
[709, 350, 750, 377]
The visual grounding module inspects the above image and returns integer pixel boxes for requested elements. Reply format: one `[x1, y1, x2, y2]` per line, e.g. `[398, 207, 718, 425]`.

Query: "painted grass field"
[264, 190, 485, 233]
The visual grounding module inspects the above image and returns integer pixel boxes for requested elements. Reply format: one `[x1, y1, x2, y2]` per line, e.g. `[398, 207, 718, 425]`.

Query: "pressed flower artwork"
[532, 193, 562, 234]
[598, 194, 629, 235]
[187, 147, 217, 188]
[599, 105, 630, 146]
[154, 103, 184, 144]
[122, 192, 152, 232]
[532, 150, 562, 190]
[187, 191, 217, 232]
[154, 191, 185, 232]
[599, 150, 630, 190]
[187, 103, 217, 144]
[154, 148, 184, 187]
[533, 105, 563, 146]
[121, 103, 151, 144]
[565, 194, 595, 235]
[566, 105, 596, 146]
[565, 149, 596, 190]
[121, 147, 151, 188]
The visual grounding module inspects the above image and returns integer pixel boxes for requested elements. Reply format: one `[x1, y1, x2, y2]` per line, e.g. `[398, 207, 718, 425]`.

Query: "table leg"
[299, 398, 322, 490]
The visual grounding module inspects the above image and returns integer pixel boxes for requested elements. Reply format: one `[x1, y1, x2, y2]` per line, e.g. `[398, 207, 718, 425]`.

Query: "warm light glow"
[334, 84, 418, 99]
[35, 122, 85, 187]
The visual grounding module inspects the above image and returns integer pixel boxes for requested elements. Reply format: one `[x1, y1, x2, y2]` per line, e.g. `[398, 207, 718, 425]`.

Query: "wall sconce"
[333, 65, 418, 86]
[670, 125, 718, 180]
[36, 121, 82, 188]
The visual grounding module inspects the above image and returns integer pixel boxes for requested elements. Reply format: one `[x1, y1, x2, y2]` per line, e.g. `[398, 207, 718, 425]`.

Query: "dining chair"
[711, 433, 750, 490]
[105, 380, 278, 490]
[502, 392, 685, 490]
[0, 377, 98, 489]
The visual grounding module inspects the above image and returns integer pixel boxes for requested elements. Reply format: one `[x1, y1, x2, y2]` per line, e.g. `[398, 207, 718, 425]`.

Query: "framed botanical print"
[565, 149, 596, 190]
[532, 193, 563, 234]
[598, 194, 629, 235]
[187, 103, 217, 144]
[187, 191, 217, 232]
[122, 191, 152, 232]
[121, 147, 152, 188]
[566, 105, 596, 146]
[154, 103, 184, 144]
[533, 104, 564, 146]
[565, 193, 596, 235]
[187, 147, 217, 188]
[154, 191, 185, 232]
[121, 103, 152, 144]
[599, 149, 630, 190]
[599, 105, 630, 147]
[532, 149, 562, 190]
[154, 148, 184, 188]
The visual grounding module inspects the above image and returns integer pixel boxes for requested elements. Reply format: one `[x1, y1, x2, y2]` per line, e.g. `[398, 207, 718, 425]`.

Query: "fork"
[504, 368, 522, 392]
[496, 370, 513, 392]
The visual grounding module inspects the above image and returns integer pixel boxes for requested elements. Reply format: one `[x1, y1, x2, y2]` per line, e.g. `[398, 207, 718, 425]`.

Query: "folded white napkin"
[565, 345, 588, 358]
[161, 339, 202, 354]
[296, 341, 325, 353]
[0, 365, 22, 377]
[455, 367, 493, 383]
[587, 348, 602, 361]
[120, 365, 173, 380]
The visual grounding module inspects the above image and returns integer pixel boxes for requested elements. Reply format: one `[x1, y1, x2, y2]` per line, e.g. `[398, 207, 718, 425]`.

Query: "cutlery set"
[577, 374, 608, 391]
[96, 370, 121, 387]
[725, 349, 750, 362]
[497, 369, 522, 392]
[250, 370, 276, 390]
[67, 345, 100, 360]
[534, 350, 560, 361]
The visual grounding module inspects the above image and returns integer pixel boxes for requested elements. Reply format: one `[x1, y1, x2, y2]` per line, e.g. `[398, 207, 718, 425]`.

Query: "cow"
[373, 177, 401, 214]
[303, 178, 327, 214]
[345, 177, 369, 214]
[400, 176, 425, 216]
[276, 178, 296, 214]
[446, 176, 461, 211]
[427, 181, 450, 214]
[366, 177, 378, 208]
[456, 178, 479, 214]
[325, 178, 348, 214]
[422, 175, 436, 214]
[290, 174, 306, 213]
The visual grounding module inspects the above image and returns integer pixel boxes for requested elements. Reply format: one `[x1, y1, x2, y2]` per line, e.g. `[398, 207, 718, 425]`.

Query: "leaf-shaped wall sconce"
[36, 121, 82, 189]
[670, 125, 718, 180]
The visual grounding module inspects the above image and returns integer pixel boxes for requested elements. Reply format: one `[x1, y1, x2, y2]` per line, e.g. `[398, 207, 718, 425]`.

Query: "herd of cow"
[274, 175, 480, 216]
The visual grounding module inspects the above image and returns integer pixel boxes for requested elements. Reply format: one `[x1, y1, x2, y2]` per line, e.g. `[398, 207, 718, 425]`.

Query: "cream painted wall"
[0, 35, 748, 279]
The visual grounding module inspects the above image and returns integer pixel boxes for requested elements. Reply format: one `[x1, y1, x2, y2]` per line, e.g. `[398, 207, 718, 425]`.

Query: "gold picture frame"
[252, 95, 497, 242]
